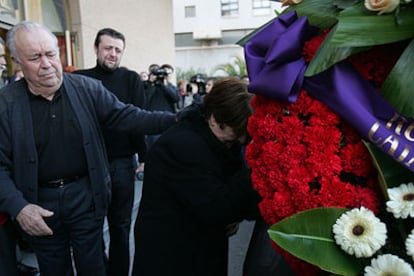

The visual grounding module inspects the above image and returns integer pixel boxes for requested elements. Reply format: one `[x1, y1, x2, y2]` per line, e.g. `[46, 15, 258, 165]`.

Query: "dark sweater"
[144, 81, 180, 113]
[74, 64, 147, 162]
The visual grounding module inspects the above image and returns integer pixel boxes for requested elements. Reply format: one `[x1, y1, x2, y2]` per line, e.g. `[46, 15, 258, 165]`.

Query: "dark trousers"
[107, 157, 135, 276]
[0, 220, 18, 276]
[29, 176, 106, 276]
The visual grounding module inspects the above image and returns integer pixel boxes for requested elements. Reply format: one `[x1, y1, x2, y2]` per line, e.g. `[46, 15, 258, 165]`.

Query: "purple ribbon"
[244, 11, 414, 172]
[245, 12, 317, 102]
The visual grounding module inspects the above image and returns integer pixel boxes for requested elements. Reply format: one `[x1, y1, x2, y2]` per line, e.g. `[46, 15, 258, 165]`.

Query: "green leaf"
[238, 0, 341, 46]
[364, 142, 414, 191]
[282, 0, 339, 31]
[332, 0, 360, 10]
[305, 25, 369, 76]
[331, 3, 414, 47]
[268, 207, 364, 275]
[381, 39, 414, 117]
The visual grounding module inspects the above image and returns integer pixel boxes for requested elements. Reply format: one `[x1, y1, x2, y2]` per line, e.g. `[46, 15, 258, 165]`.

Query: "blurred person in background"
[161, 63, 179, 96]
[140, 71, 148, 81]
[10, 66, 24, 82]
[0, 35, 18, 276]
[188, 73, 207, 104]
[144, 63, 179, 113]
[175, 79, 194, 112]
[205, 76, 217, 94]
[144, 63, 180, 148]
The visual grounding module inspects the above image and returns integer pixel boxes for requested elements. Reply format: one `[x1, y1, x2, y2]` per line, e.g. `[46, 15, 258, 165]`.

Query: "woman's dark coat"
[133, 104, 261, 276]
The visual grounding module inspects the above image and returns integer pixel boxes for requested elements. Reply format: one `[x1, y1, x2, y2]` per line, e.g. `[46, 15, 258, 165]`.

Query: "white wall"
[176, 45, 244, 76]
[69, 0, 176, 74]
[173, 0, 284, 77]
[173, 0, 283, 32]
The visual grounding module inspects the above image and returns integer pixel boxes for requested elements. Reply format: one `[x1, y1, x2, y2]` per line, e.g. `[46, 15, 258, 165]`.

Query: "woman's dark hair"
[203, 77, 252, 138]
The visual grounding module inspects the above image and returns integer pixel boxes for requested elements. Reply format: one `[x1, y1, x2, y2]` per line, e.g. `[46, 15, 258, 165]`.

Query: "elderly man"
[0, 21, 175, 276]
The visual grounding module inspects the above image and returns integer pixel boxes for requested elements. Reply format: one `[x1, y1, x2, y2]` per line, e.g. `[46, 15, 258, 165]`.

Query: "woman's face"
[208, 115, 244, 148]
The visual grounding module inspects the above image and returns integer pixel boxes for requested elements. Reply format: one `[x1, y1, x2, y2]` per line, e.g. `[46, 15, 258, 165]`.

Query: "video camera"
[190, 74, 206, 95]
[151, 67, 172, 86]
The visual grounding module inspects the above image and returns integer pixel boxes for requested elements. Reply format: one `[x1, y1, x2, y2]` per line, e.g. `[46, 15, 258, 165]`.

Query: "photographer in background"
[189, 73, 207, 104]
[175, 79, 194, 112]
[144, 63, 180, 147]
[161, 64, 179, 96]
[206, 77, 217, 94]
[144, 64, 179, 112]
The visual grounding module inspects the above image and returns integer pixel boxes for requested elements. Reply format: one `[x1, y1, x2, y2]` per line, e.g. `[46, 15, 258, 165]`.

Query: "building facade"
[0, 0, 175, 77]
[173, 0, 283, 77]
[0, 1, 284, 82]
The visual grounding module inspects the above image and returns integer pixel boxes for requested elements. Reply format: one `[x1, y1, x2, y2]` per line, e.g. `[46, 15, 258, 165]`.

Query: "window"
[185, 5, 196, 18]
[175, 33, 201, 47]
[221, 0, 239, 16]
[252, 0, 271, 16]
[175, 30, 253, 47]
[220, 29, 252, 45]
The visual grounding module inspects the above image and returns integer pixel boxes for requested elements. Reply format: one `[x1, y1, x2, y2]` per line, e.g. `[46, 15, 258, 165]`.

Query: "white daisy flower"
[406, 229, 414, 261]
[332, 207, 387, 258]
[364, 254, 414, 276]
[386, 182, 414, 219]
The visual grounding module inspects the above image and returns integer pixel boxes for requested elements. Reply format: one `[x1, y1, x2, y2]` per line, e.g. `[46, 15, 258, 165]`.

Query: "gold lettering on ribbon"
[405, 157, 414, 168]
[385, 112, 414, 142]
[380, 135, 399, 155]
[368, 122, 381, 143]
[368, 119, 414, 170]
[386, 112, 406, 135]
[398, 145, 411, 162]
[405, 124, 414, 142]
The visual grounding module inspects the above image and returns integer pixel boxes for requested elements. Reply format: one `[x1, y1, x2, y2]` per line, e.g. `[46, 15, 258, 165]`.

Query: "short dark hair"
[203, 77, 252, 138]
[94, 28, 125, 49]
[161, 64, 174, 72]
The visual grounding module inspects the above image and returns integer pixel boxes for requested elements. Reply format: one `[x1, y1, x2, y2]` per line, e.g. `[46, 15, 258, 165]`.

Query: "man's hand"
[16, 204, 54, 236]
[135, 163, 145, 174]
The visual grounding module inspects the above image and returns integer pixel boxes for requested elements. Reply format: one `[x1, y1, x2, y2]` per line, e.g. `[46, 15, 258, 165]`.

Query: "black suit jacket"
[0, 73, 175, 219]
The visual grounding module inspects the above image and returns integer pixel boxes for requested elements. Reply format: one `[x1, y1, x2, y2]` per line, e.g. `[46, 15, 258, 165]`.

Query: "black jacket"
[133, 104, 261, 276]
[74, 64, 147, 161]
[0, 74, 175, 219]
[144, 81, 180, 113]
